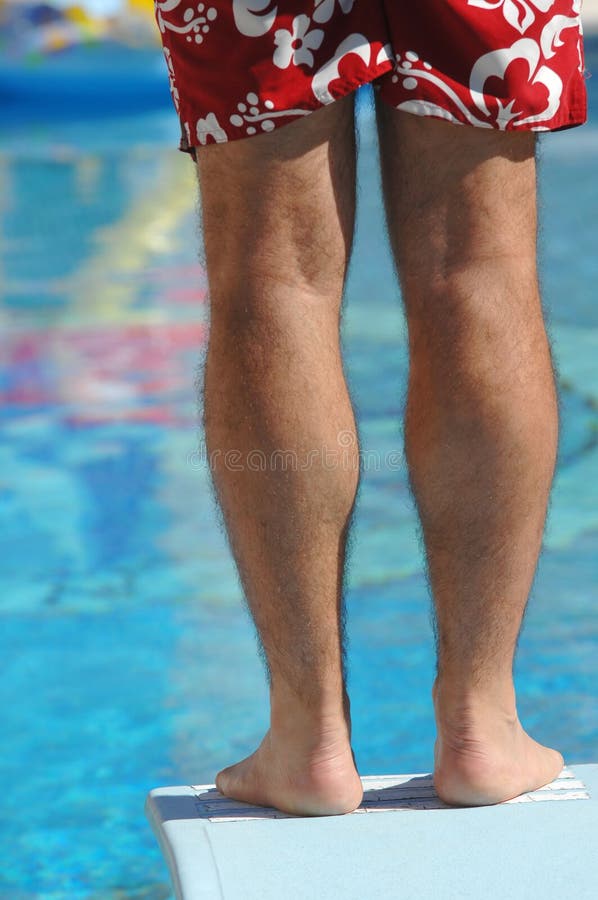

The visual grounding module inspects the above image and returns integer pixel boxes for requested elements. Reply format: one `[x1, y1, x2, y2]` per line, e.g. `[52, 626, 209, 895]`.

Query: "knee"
[404, 259, 545, 377]
[207, 276, 344, 380]
[403, 271, 557, 452]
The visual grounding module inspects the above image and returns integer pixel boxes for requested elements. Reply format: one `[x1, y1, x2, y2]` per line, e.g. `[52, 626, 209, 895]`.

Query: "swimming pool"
[2, 39, 598, 898]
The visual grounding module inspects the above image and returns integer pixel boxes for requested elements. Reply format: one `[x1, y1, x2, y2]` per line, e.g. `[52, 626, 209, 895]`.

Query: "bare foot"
[432, 679, 564, 806]
[215, 723, 363, 816]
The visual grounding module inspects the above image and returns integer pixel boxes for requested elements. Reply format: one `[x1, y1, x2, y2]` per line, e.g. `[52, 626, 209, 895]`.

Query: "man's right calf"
[403, 270, 558, 692]
[376, 106, 564, 802]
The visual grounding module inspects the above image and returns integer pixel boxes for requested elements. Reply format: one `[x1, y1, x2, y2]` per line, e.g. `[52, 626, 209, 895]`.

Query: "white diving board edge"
[146, 762, 598, 900]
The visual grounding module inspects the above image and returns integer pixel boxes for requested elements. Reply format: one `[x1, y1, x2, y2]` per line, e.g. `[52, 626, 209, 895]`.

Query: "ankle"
[270, 680, 351, 744]
[433, 675, 518, 725]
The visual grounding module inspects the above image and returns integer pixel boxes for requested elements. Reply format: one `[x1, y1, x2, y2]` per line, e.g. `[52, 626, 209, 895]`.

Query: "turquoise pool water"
[2, 43, 598, 898]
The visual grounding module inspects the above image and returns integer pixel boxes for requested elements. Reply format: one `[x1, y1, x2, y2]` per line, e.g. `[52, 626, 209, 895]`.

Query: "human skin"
[193, 89, 563, 814]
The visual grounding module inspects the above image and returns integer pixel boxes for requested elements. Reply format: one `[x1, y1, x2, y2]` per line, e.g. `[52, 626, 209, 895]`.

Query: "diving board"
[146, 763, 597, 899]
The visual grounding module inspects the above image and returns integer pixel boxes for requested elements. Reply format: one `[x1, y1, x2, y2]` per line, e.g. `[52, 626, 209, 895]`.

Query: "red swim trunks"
[153, 0, 587, 159]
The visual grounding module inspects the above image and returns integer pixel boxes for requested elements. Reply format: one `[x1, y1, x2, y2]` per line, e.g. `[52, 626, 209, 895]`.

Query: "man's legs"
[196, 93, 363, 815]
[375, 102, 564, 805]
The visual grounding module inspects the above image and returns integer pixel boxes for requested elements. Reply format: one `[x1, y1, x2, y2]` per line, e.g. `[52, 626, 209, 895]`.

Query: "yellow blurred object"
[63, 6, 108, 39]
[46, 31, 70, 52]
[127, 0, 157, 15]
[64, 6, 96, 27]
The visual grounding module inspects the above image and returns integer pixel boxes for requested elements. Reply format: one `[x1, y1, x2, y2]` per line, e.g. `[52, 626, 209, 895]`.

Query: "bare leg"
[375, 104, 564, 805]
[196, 94, 362, 815]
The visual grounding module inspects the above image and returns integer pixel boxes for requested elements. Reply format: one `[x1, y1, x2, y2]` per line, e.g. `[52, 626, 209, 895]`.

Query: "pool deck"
[146, 763, 597, 899]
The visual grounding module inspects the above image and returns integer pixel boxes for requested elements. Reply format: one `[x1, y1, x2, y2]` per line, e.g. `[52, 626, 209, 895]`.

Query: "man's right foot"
[432, 679, 564, 806]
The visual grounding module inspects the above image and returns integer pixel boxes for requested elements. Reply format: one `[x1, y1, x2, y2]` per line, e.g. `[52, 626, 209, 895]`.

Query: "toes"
[215, 766, 232, 796]
[536, 747, 564, 788]
[549, 748, 565, 779]
[216, 762, 256, 804]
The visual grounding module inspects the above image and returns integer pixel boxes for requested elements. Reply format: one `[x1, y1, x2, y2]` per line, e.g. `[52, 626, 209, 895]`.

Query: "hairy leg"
[196, 94, 362, 815]
[376, 103, 564, 805]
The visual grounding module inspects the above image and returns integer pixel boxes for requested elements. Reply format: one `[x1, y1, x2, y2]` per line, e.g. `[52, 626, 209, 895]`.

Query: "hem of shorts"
[177, 76, 587, 155]
[375, 100, 588, 133]
[177, 63, 396, 156]
[528, 106, 587, 132]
